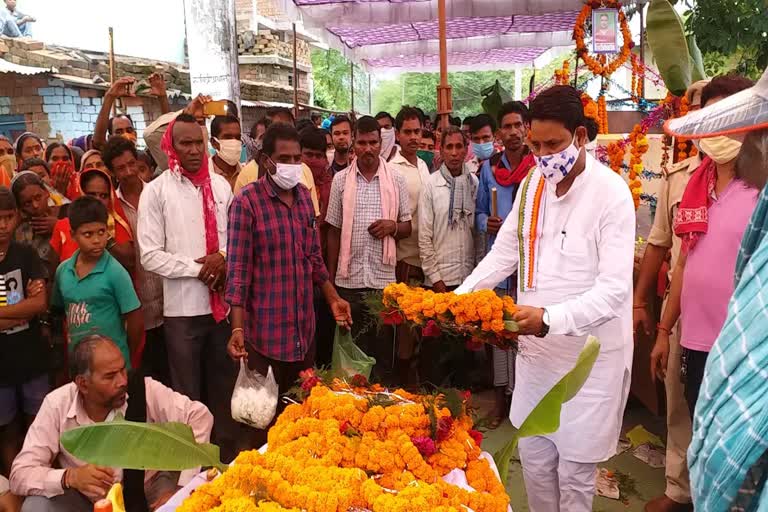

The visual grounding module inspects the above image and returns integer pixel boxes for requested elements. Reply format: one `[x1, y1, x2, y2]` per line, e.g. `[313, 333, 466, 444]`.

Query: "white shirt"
[457, 154, 635, 462]
[418, 170, 478, 287]
[390, 149, 430, 267]
[137, 168, 233, 318]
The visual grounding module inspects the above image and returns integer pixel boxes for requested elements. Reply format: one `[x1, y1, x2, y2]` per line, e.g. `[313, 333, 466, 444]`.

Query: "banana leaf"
[687, 34, 707, 83]
[60, 415, 227, 472]
[481, 80, 512, 123]
[493, 336, 601, 482]
[646, 0, 692, 96]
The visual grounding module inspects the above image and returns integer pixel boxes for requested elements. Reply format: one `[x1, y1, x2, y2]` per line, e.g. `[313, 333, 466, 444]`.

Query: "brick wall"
[0, 73, 181, 146]
[236, 0, 254, 31]
[256, 0, 283, 20]
[240, 81, 309, 104]
[238, 29, 311, 66]
[239, 64, 309, 92]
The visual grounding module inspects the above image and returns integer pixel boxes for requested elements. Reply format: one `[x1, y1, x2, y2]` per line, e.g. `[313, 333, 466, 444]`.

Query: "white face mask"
[534, 135, 583, 185]
[699, 136, 742, 165]
[271, 160, 303, 190]
[380, 127, 396, 158]
[326, 149, 335, 165]
[213, 138, 242, 166]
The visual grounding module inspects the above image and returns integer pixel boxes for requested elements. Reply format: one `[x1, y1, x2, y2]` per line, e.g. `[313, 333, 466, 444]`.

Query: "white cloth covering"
[456, 153, 635, 463]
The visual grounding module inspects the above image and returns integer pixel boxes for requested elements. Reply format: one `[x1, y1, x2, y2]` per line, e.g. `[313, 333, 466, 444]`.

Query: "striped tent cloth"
[689, 184, 768, 512]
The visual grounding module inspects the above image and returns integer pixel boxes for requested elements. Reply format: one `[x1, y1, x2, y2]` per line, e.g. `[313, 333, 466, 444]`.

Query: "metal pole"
[350, 62, 355, 114]
[293, 23, 299, 120]
[368, 73, 372, 115]
[436, 0, 452, 128]
[108, 27, 118, 115]
[639, 1, 646, 99]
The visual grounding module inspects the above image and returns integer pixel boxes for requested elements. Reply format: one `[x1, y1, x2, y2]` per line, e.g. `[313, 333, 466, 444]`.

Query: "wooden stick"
[108, 27, 120, 115]
[491, 187, 498, 217]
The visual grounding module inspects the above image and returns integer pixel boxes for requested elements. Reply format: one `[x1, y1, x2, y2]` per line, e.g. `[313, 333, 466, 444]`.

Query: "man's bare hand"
[106, 77, 136, 100]
[195, 253, 226, 288]
[512, 306, 545, 336]
[66, 465, 115, 502]
[432, 280, 448, 293]
[183, 94, 213, 122]
[486, 216, 503, 235]
[368, 219, 396, 240]
[148, 72, 167, 98]
[650, 332, 671, 382]
[226, 328, 247, 361]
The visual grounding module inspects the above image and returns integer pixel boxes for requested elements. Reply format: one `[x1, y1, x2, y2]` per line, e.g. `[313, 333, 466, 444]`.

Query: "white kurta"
[456, 154, 635, 463]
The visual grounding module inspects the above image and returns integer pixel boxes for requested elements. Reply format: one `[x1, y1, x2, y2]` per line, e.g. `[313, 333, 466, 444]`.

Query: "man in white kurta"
[456, 85, 635, 511]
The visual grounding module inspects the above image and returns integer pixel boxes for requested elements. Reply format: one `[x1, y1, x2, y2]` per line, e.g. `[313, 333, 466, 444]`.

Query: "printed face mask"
[472, 141, 494, 161]
[534, 135, 582, 185]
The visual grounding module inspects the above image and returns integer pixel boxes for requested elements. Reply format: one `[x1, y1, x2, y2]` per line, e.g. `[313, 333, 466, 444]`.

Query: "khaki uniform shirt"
[647, 155, 700, 278]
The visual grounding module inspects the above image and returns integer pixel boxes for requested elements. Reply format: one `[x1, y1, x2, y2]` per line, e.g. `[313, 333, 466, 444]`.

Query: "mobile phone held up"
[203, 100, 229, 117]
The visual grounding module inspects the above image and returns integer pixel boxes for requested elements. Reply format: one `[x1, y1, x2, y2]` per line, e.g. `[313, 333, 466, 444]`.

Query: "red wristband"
[657, 323, 671, 334]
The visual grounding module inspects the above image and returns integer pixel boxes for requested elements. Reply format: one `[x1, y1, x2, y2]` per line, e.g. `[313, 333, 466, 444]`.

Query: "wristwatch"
[536, 309, 550, 338]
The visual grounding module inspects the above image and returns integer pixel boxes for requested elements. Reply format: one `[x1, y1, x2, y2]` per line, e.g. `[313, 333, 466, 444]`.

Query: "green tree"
[311, 48, 372, 113]
[684, 0, 767, 79]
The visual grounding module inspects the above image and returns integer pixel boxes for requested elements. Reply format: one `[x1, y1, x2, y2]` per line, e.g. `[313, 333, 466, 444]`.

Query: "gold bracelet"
[231, 327, 244, 334]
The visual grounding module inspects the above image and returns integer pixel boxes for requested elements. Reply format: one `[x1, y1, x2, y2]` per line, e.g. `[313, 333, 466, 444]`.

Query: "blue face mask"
[472, 141, 494, 161]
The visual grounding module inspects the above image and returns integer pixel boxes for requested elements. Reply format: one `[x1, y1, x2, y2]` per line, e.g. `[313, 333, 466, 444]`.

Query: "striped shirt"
[326, 164, 411, 290]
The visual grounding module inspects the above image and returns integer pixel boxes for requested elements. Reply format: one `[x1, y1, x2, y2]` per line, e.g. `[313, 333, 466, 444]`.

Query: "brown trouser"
[663, 297, 692, 504]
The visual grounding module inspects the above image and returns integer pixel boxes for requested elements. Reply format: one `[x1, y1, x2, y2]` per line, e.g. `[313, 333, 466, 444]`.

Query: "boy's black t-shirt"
[0, 241, 50, 386]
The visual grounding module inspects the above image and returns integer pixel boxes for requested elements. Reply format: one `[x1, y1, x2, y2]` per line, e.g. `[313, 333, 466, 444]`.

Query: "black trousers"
[682, 348, 709, 420]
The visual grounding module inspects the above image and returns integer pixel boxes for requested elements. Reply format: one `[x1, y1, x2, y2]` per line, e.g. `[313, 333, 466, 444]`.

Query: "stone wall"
[236, 0, 255, 31]
[240, 80, 309, 104]
[237, 29, 310, 66]
[239, 63, 308, 91]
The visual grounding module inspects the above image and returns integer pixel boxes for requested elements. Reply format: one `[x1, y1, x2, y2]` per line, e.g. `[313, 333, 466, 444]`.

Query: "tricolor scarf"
[493, 152, 536, 187]
[338, 156, 398, 279]
[673, 157, 716, 254]
[516, 167, 546, 293]
[161, 119, 228, 323]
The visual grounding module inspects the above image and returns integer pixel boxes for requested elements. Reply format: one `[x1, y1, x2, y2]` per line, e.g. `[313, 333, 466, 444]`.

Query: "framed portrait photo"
[592, 8, 619, 54]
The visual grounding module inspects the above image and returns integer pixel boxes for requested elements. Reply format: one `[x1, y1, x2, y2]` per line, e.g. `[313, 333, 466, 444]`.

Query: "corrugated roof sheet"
[0, 58, 54, 75]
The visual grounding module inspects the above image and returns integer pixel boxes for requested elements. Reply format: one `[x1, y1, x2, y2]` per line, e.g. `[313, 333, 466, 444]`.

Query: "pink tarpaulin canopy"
[273, 0, 592, 70]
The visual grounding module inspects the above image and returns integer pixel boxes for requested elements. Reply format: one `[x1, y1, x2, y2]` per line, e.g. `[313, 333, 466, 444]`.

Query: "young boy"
[0, 187, 48, 475]
[52, 196, 142, 368]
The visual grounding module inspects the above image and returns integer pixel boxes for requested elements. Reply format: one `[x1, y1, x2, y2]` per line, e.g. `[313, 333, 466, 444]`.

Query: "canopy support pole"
[436, 0, 452, 128]
[108, 27, 118, 115]
[368, 73, 372, 115]
[293, 23, 299, 120]
[350, 62, 355, 114]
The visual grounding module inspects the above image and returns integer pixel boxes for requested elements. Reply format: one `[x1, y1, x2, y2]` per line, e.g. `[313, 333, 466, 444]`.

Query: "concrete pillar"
[184, 0, 241, 111]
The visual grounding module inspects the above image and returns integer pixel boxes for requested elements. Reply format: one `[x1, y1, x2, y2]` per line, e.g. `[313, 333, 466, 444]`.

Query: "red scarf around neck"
[673, 157, 716, 254]
[494, 152, 535, 187]
[161, 118, 228, 323]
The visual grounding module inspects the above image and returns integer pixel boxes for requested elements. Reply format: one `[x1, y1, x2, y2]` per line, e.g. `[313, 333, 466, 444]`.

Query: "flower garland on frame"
[574, 0, 633, 79]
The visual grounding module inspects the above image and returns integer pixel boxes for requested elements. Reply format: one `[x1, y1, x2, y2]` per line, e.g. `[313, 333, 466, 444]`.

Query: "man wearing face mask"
[375, 112, 398, 162]
[326, 116, 412, 384]
[634, 79, 709, 512]
[210, 115, 243, 191]
[225, 124, 352, 446]
[475, 101, 536, 427]
[456, 86, 635, 511]
[467, 114, 497, 176]
[651, 74, 757, 439]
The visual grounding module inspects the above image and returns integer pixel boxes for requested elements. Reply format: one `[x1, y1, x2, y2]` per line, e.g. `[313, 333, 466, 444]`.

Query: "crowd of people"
[0, 66, 763, 512]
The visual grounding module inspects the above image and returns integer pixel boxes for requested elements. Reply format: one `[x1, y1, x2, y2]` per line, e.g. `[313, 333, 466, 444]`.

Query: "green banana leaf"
[646, 0, 692, 96]
[687, 34, 707, 83]
[60, 416, 227, 472]
[493, 336, 601, 481]
[481, 80, 512, 123]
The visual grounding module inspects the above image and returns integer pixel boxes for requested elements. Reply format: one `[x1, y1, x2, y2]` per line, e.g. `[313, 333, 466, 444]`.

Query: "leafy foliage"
[493, 336, 601, 482]
[647, 0, 693, 95]
[60, 415, 227, 472]
[685, 0, 768, 80]
[311, 48, 372, 113]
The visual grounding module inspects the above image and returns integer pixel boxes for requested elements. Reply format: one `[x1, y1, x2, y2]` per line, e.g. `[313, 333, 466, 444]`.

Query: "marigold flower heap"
[381, 283, 519, 350]
[178, 379, 510, 512]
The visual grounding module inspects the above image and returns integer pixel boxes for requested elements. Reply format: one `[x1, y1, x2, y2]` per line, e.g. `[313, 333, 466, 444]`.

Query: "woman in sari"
[44, 142, 79, 200]
[50, 167, 134, 271]
[19, 158, 70, 208]
[14, 132, 44, 166]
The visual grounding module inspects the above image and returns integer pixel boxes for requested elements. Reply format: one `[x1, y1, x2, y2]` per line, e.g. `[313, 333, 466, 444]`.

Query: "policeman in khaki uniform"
[633, 80, 709, 512]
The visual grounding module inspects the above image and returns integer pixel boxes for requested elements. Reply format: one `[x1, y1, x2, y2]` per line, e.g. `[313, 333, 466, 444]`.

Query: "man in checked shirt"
[225, 124, 352, 443]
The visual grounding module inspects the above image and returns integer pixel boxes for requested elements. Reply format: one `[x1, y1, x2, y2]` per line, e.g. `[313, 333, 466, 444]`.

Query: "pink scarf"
[338, 156, 398, 279]
[161, 119, 228, 323]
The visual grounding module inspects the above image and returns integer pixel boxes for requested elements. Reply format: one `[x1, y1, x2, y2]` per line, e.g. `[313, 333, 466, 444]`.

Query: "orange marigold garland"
[574, 0, 633, 79]
[178, 381, 510, 512]
[628, 124, 649, 209]
[630, 53, 644, 102]
[554, 59, 571, 85]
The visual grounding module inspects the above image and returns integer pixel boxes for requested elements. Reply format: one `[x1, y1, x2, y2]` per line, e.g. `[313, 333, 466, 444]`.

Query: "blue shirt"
[475, 153, 521, 292]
